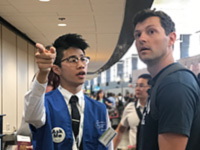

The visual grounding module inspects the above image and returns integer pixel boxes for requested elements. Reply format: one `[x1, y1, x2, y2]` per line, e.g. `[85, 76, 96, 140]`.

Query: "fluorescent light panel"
[40, 0, 50, 2]
[58, 23, 67, 27]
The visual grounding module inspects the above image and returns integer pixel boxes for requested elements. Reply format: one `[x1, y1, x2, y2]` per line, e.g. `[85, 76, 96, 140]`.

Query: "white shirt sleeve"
[24, 79, 47, 128]
[120, 103, 134, 128]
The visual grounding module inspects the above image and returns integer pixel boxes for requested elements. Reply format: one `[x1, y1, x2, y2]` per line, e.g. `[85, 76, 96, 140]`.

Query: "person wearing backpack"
[133, 9, 200, 150]
[116, 93, 125, 120]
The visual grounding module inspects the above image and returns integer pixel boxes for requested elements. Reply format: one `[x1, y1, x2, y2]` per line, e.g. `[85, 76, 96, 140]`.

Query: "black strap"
[134, 100, 142, 150]
[134, 100, 142, 120]
[150, 63, 199, 120]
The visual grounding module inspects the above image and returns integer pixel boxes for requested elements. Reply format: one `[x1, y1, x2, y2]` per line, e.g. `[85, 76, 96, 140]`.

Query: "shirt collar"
[136, 100, 143, 108]
[152, 62, 177, 85]
[58, 85, 84, 106]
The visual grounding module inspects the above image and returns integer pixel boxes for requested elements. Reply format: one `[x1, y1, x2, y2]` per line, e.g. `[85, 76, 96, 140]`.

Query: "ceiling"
[0, 0, 154, 79]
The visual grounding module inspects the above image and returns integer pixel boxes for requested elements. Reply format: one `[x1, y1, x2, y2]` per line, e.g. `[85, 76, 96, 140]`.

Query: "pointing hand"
[35, 43, 56, 73]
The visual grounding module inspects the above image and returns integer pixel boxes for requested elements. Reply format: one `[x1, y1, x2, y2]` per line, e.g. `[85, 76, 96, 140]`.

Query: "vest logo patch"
[52, 127, 65, 143]
[96, 120, 106, 132]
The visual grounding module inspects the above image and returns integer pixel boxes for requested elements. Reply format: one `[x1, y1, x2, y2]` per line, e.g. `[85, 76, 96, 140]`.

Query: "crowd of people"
[91, 89, 129, 129]
[85, 73, 152, 150]
[16, 8, 200, 150]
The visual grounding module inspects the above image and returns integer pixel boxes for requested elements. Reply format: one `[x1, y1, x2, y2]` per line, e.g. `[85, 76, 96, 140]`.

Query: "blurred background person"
[107, 92, 116, 108]
[45, 69, 60, 93]
[124, 91, 130, 103]
[113, 74, 151, 150]
[90, 91, 96, 99]
[96, 89, 113, 109]
[115, 93, 125, 120]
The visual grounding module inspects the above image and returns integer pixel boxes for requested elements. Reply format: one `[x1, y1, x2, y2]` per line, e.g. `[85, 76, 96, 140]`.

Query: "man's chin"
[140, 58, 149, 64]
[77, 80, 85, 85]
[140, 57, 154, 65]
[73, 82, 85, 89]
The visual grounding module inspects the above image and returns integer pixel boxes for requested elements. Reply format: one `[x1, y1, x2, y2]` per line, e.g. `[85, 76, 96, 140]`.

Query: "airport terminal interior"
[0, 0, 200, 149]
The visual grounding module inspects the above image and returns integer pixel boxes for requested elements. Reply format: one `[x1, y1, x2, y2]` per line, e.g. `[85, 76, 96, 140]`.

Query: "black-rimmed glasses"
[60, 56, 90, 65]
[134, 83, 149, 88]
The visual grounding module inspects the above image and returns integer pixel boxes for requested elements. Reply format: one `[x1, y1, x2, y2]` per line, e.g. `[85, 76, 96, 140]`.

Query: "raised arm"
[35, 43, 56, 83]
[24, 43, 56, 128]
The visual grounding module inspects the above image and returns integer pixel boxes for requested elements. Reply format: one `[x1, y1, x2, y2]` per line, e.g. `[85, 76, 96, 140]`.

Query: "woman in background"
[96, 89, 113, 109]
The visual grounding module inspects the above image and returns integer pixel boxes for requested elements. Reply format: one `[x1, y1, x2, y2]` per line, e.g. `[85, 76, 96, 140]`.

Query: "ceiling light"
[58, 17, 66, 27]
[58, 23, 67, 27]
[39, 0, 50, 2]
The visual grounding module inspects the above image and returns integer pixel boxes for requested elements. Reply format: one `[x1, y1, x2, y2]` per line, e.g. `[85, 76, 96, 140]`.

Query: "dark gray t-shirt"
[138, 66, 200, 150]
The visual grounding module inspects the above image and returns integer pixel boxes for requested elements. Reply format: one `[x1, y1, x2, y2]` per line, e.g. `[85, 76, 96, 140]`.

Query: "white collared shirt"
[58, 86, 84, 150]
[120, 100, 145, 146]
[136, 100, 145, 114]
[24, 79, 113, 150]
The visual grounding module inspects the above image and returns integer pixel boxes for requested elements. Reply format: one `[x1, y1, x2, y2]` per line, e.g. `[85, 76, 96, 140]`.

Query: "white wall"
[0, 25, 36, 134]
[2, 26, 17, 133]
[17, 36, 28, 130]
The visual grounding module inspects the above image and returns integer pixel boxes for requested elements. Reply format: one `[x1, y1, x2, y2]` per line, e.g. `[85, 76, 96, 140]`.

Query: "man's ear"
[52, 65, 61, 76]
[169, 32, 176, 47]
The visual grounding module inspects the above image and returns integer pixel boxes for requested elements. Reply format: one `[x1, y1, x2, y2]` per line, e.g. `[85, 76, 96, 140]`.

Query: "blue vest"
[31, 89, 108, 150]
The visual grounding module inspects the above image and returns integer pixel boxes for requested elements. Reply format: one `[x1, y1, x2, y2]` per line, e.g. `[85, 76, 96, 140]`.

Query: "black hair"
[118, 93, 122, 96]
[107, 92, 114, 97]
[132, 9, 175, 35]
[53, 33, 89, 67]
[47, 69, 60, 90]
[45, 45, 52, 50]
[96, 89, 103, 101]
[138, 73, 152, 82]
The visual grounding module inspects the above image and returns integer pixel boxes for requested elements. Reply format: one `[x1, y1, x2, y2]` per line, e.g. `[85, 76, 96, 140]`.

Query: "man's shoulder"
[45, 88, 60, 97]
[157, 70, 199, 99]
[85, 95, 106, 108]
[123, 102, 136, 113]
[84, 95, 96, 102]
[161, 69, 198, 88]
[125, 102, 135, 108]
[156, 63, 195, 84]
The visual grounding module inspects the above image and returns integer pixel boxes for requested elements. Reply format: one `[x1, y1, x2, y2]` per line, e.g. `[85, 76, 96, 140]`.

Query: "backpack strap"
[150, 63, 198, 120]
[134, 100, 142, 120]
[134, 100, 143, 150]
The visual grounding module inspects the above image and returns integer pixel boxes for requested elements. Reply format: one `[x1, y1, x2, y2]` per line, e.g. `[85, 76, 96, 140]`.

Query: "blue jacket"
[31, 89, 108, 150]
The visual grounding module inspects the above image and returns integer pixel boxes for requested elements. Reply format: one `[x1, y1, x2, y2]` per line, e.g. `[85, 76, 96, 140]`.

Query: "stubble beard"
[139, 54, 157, 67]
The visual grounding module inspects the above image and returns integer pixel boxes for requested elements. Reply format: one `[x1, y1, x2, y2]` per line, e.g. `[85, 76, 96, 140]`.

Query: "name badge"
[52, 127, 66, 143]
[99, 127, 117, 147]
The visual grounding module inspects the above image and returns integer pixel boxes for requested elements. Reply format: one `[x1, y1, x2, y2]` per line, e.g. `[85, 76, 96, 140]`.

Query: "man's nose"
[135, 86, 141, 91]
[77, 60, 85, 68]
[139, 32, 147, 43]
